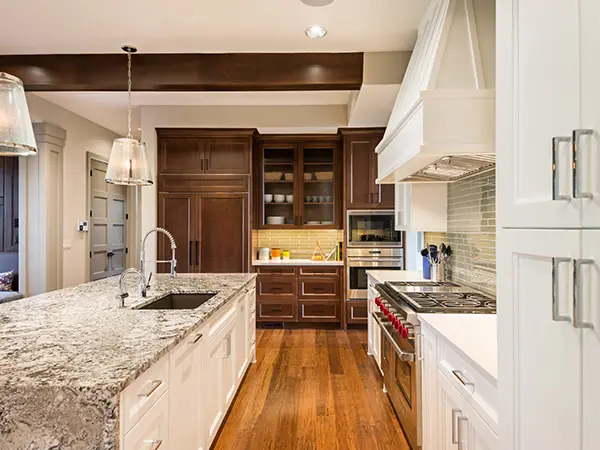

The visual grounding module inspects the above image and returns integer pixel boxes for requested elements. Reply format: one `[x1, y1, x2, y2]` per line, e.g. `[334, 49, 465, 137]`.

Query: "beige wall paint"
[27, 94, 120, 288]
[139, 105, 348, 273]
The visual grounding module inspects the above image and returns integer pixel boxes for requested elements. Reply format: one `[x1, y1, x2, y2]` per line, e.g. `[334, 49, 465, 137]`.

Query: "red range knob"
[375, 297, 381, 306]
[402, 328, 409, 338]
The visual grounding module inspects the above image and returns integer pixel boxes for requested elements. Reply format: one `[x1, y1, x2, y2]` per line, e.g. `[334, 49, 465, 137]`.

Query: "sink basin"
[136, 293, 216, 310]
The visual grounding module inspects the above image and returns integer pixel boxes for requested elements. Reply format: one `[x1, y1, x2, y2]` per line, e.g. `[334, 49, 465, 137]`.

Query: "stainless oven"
[346, 248, 404, 302]
[346, 210, 402, 248]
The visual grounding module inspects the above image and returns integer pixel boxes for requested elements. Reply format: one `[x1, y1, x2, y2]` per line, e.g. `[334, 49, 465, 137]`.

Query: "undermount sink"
[136, 293, 216, 310]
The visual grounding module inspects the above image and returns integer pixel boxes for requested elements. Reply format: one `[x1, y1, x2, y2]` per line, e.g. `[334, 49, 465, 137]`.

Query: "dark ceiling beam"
[0, 53, 363, 92]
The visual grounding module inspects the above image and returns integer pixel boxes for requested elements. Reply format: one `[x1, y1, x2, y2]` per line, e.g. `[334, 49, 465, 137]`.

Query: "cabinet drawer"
[158, 174, 249, 193]
[123, 391, 169, 450]
[257, 277, 297, 299]
[437, 337, 498, 433]
[255, 266, 297, 275]
[120, 354, 170, 435]
[299, 277, 340, 299]
[346, 300, 368, 324]
[299, 301, 340, 322]
[298, 266, 340, 276]
[257, 302, 297, 321]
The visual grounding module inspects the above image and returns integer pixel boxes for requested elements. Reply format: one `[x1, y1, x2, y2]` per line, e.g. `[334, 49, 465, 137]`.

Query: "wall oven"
[346, 248, 404, 302]
[347, 210, 402, 248]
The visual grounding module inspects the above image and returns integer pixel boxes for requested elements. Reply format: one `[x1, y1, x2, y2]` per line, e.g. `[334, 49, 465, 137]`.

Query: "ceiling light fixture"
[0, 72, 37, 156]
[105, 45, 153, 186]
[301, 0, 335, 6]
[305, 25, 328, 39]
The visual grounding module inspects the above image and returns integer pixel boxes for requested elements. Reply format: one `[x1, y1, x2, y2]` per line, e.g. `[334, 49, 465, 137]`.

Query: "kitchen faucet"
[118, 268, 147, 307]
[140, 227, 177, 281]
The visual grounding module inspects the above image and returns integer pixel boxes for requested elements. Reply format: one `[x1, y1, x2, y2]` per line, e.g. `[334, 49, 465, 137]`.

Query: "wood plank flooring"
[212, 329, 411, 450]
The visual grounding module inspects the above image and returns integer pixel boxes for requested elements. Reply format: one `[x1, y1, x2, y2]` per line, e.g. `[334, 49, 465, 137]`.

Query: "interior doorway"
[88, 154, 127, 281]
[0, 156, 20, 298]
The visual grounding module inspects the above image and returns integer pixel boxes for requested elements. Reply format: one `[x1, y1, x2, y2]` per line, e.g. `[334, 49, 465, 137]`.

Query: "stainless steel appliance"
[346, 247, 404, 303]
[346, 210, 402, 248]
[372, 280, 495, 450]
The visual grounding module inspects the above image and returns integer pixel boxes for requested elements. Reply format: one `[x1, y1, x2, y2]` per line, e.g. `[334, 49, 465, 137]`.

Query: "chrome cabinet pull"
[452, 370, 474, 387]
[573, 129, 594, 199]
[189, 333, 203, 345]
[417, 334, 424, 361]
[457, 417, 469, 450]
[552, 136, 572, 200]
[138, 380, 163, 398]
[145, 439, 163, 450]
[552, 257, 572, 323]
[574, 258, 594, 329]
[451, 409, 462, 444]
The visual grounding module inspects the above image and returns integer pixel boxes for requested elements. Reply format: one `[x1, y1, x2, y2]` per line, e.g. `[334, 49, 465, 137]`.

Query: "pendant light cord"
[127, 50, 133, 139]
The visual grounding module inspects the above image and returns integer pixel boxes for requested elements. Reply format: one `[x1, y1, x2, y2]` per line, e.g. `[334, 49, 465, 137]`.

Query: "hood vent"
[376, 0, 496, 183]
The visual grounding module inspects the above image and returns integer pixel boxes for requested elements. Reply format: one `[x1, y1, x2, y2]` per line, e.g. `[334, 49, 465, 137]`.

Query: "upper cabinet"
[498, 0, 600, 229]
[342, 129, 394, 210]
[255, 135, 343, 229]
[203, 139, 250, 174]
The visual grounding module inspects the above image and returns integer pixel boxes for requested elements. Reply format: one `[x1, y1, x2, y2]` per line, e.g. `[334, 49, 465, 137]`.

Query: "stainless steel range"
[371, 280, 495, 450]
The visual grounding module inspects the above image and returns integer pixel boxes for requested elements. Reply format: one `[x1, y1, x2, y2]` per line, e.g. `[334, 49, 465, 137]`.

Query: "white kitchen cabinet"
[497, 0, 582, 229]
[235, 290, 249, 381]
[466, 402, 498, 450]
[420, 325, 438, 450]
[497, 229, 582, 450]
[123, 392, 170, 450]
[438, 370, 466, 450]
[221, 324, 237, 407]
[169, 329, 204, 450]
[395, 183, 447, 232]
[367, 275, 382, 373]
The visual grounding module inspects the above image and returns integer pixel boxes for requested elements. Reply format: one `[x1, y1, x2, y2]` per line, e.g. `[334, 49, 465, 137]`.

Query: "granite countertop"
[366, 269, 425, 283]
[419, 313, 498, 383]
[0, 273, 256, 450]
[252, 259, 344, 266]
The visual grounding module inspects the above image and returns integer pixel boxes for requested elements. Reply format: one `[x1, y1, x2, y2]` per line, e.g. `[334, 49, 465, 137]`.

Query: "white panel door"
[235, 292, 249, 381]
[466, 403, 498, 450]
[421, 327, 438, 450]
[437, 370, 467, 450]
[221, 323, 237, 407]
[169, 331, 204, 450]
[497, 229, 582, 450]
[581, 230, 600, 450]
[203, 335, 224, 447]
[579, 0, 600, 227]
[497, 0, 582, 228]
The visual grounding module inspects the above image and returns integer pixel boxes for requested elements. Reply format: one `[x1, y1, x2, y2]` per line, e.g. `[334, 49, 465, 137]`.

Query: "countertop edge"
[252, 260, 344, 266]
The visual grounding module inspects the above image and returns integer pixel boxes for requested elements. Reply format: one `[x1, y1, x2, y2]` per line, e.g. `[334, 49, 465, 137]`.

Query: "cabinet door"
[466, 404, 498, 450]
[169, 331, 204, 450]
[345, 135, 374, 209]
[371, 136, 394, 209]
[581, 230, 600, 450]
[580, 0, 600, 228]
[367, 279, 377, 357]
[204, 139, 250, 174]
[158, 137, 204, 175]
[421, 328, 438, 450]
[221, 324, 237, 408]
[235, 292, 249, 381]
[497, 0, 581, 228]
[203, 334, 224, 447]
[438, 370, 467, 450]
[497, 229, 582, 450]
[197, 193, 249, 273]
[158, 193, 196, 273]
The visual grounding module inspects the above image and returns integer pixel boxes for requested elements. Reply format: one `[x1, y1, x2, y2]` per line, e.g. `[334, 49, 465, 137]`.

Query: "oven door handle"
[348, 258, 403, 263]
[372, 312, 415, 362]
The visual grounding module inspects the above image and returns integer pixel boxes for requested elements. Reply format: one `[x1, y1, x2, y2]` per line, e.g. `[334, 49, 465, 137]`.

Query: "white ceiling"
[0, 0, 429, 54]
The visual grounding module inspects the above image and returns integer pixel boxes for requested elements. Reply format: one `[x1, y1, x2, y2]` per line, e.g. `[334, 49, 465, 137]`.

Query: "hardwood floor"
[212, 329, 411, 450]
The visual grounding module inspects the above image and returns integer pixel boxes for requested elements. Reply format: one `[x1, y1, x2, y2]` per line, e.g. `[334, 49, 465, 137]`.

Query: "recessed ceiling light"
[301, 0, 335, 6]
[305, 25, 327, 39]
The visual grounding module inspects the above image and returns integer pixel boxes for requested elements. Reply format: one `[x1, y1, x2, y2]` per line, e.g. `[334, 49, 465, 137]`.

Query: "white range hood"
[377, 0, 496, 183]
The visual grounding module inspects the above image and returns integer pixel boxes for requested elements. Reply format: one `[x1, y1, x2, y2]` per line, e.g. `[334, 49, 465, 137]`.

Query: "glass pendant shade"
[0, 73, 37, 156]
[105, 138, 153, 186]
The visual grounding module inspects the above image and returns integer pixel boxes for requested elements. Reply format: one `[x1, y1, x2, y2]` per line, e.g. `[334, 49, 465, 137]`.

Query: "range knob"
[375, 297, 381, 307]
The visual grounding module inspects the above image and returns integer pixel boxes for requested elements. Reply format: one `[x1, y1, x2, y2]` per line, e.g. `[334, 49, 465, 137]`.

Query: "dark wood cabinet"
[346, 300, 368, 324]
[255, 265, 342, 325]
[255, 135, 343, 229]
[342, 129, 394, 210]
[157, 129, 253, 274]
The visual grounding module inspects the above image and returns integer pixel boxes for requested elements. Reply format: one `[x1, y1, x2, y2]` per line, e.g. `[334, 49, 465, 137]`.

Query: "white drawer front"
[123, 391, 169, 450]
[437, 337, 498, 433]
[121, 354, 169, 435]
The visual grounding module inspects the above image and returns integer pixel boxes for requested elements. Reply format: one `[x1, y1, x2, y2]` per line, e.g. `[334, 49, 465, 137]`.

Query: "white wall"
[26, 94, 119, 288]
[139, 104, 348, 272]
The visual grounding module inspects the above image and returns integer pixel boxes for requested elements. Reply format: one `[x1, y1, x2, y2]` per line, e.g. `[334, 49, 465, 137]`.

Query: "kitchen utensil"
[429, 245, 438, 264]
[325, 196, 333, 202]
[319, 196, 327, 202]
[258, 248, 270, 261]
[271, 248, 281, 260]
[285, 194, 294, 203]
[445, 245, 452, 260]
[273, 194, 285, 203]
[431, 263, 446, 282]
[264, 194, 273, 203]
[266, 216, 285, 225]
[305, 196, 311, 202]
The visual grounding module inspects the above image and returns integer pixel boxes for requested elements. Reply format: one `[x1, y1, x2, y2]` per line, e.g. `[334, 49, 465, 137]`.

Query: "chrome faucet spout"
[140, 227, 177, 280]
[118, 268, 147, 307]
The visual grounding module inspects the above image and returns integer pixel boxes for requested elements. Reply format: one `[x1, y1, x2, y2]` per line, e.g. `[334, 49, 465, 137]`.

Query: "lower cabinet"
[346, 300, 368, 324]
[120, 281, 256, 450]
[367, 277, 382, 372]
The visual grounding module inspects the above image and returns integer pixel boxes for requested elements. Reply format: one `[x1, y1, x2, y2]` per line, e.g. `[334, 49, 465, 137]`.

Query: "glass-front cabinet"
[257, 136, 341, 229]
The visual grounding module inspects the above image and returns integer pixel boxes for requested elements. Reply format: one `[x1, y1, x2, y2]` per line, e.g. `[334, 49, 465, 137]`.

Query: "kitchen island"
[0, 273, 256, 450]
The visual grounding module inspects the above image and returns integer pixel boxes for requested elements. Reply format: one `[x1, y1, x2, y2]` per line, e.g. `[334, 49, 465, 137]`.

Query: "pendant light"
[0, 72, 37, 156]
[105, 45, 153, 186]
